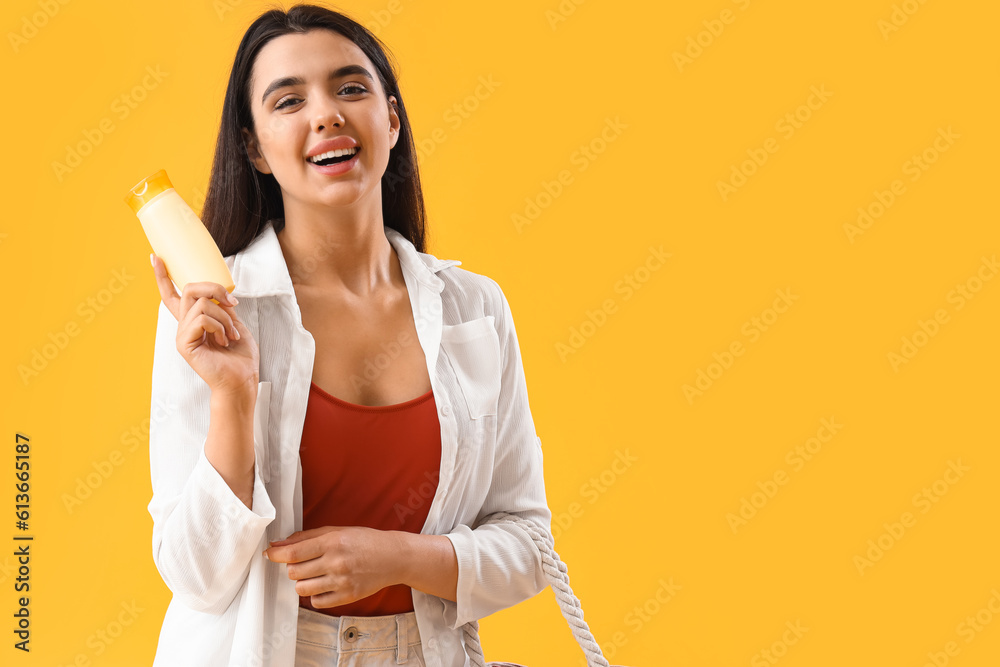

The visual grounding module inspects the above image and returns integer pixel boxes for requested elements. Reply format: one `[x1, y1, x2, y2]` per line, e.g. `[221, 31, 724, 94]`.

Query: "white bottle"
[125, 169, 235, 295]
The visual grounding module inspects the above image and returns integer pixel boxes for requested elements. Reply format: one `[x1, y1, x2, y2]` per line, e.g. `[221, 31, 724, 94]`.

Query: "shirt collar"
[228, 219, 461, 298]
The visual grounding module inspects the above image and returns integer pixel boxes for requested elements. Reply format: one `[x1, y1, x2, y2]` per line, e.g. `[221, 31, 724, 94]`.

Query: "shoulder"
[436, 263, 509, 321]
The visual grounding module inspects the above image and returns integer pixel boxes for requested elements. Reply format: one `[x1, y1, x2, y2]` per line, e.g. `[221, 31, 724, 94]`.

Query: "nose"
[313, 93, 344, 132]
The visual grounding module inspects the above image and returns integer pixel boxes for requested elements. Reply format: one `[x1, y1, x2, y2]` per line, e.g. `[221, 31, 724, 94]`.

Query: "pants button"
[344, 626, 360, 642]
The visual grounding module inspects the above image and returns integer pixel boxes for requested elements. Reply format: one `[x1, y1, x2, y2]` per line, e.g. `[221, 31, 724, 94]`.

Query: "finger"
[296, 576, 335, 598]
[150, 253, 182, 321]
[150, 256, 240, 328]
[186, 296, 240, 343]
[264, 536, 327, 564]
[180, 289, 239, 343]
[269, 527, 332, 546]
[310, 592, 345, 609]
[183, 312, 231, 349]
[285, 559, 325, 583]
[180, 282, 239, 321]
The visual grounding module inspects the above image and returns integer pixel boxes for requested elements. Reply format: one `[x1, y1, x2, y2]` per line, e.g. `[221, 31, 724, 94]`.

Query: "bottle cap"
[124, 169, 174, 215]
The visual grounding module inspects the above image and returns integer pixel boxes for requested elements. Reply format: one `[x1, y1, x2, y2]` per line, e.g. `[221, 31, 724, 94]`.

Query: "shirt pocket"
[253, 381, 273, 483]
[440, 316, 501, 420]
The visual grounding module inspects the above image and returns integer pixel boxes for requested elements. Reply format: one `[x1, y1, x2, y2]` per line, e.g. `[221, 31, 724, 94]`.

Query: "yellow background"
[2, 0, 998, 665]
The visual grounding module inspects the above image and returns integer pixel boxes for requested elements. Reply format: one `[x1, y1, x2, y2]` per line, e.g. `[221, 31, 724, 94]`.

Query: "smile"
[306, 147, 360, 175]
[307, 146, 359, 165]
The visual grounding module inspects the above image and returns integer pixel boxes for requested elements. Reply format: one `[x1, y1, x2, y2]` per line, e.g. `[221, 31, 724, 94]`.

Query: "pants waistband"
[296, 605, 421, 661]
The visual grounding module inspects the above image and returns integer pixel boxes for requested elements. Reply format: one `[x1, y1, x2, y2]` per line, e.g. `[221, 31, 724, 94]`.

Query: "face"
[242, 29, 400, 214]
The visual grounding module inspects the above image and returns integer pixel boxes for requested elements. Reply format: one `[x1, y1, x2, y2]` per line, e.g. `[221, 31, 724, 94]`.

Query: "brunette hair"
[201, 2, 427, 256]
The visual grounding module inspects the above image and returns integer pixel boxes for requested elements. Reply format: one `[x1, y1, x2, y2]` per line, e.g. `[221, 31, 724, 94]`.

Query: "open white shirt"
[147, 220, 553, 666]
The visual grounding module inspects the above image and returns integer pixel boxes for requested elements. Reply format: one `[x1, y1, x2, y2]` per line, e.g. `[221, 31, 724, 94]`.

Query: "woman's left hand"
[263, 526, 403, 608]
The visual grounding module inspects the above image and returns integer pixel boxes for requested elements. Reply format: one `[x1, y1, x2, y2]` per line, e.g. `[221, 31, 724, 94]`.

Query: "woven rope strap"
[461, 512, 609, 667]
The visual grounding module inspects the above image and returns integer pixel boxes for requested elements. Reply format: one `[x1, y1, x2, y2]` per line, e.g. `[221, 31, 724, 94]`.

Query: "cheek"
[258, 117, 295, 152]
[365, 125, 393, 165]
[364, 109, 392, 146]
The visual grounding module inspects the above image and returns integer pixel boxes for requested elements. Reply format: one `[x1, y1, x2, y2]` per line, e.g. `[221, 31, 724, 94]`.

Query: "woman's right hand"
[151, 253, 260, 398]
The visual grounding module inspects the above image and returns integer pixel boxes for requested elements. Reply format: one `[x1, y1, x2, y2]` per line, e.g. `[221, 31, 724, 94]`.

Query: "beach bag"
[462, 512, 625, 667]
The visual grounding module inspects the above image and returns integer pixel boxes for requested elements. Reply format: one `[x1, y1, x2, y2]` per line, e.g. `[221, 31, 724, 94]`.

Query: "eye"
[273, 84, 367, 111]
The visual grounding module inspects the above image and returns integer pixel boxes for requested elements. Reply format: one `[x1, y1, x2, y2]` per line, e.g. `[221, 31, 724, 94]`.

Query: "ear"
[387, 96, 401, 151]
[242, 127, 272, 174]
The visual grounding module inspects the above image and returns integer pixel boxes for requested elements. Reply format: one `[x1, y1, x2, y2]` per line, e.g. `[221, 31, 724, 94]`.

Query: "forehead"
[250, 29, 375, 95]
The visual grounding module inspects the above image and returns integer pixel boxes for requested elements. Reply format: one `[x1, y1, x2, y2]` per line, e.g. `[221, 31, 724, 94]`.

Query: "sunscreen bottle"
[125, 169, 235, 297]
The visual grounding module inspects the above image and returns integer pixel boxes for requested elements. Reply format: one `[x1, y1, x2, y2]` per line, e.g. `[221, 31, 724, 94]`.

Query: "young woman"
[146, 4, 553, 667]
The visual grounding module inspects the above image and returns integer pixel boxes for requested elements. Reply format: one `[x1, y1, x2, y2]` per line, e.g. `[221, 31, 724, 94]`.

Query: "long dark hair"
[201, 2, 427, 257]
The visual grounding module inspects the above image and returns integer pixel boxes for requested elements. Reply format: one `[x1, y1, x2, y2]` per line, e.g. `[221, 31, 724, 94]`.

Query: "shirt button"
[427, 637, 438, 650]
[441, 404, 451, 417]
[344, 626, 360, 642]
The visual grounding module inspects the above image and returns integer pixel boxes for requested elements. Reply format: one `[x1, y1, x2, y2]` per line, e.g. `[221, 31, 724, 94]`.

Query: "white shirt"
[147, 220, 553, 667]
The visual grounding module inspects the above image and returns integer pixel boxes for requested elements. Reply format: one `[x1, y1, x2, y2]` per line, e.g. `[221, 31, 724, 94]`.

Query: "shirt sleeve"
[146, 299, 276, 615]
[443, 277, 554, 628]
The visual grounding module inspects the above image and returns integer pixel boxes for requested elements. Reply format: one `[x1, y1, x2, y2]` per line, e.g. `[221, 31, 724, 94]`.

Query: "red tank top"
[297, 380, 441, 617]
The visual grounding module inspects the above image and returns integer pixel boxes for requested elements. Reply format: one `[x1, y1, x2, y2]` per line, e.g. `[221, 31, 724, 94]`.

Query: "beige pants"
[294, 605, 427, 666]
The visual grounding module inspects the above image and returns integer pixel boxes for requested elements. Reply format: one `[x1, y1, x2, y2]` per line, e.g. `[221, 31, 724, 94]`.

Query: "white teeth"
[308, 147, 358, 163]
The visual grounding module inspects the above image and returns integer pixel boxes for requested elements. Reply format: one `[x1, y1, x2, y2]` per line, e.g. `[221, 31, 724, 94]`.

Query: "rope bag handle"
[460, 512, 611, 667]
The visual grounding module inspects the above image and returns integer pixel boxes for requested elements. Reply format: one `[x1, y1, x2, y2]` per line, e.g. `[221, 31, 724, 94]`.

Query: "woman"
[146, 4, 553, 667]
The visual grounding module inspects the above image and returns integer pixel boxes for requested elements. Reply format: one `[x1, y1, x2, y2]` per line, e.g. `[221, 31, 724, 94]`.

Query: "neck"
[275, 198, 399, 297]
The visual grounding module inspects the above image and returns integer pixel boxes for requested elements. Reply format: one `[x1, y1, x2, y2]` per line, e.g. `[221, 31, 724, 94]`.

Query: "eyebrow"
[260, 65, 376, 106]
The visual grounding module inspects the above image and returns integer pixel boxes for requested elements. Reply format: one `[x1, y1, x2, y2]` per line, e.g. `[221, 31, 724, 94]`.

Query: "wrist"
[210, 383, 257, 414]
[389, 531, 458, 602]
[390, 530, 416, 587]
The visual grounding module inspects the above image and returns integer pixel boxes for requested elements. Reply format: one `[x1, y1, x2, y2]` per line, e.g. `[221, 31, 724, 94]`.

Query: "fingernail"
[150, 253, 155, 268]
[228, 294, 239, 305]
[232, 327, 240, 340]
[262, 549, 270, 561]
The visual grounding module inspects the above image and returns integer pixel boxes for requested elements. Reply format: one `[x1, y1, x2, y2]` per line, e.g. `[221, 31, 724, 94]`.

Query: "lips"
[306, 136, 359, 158]
[307, 148, 360, 176]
